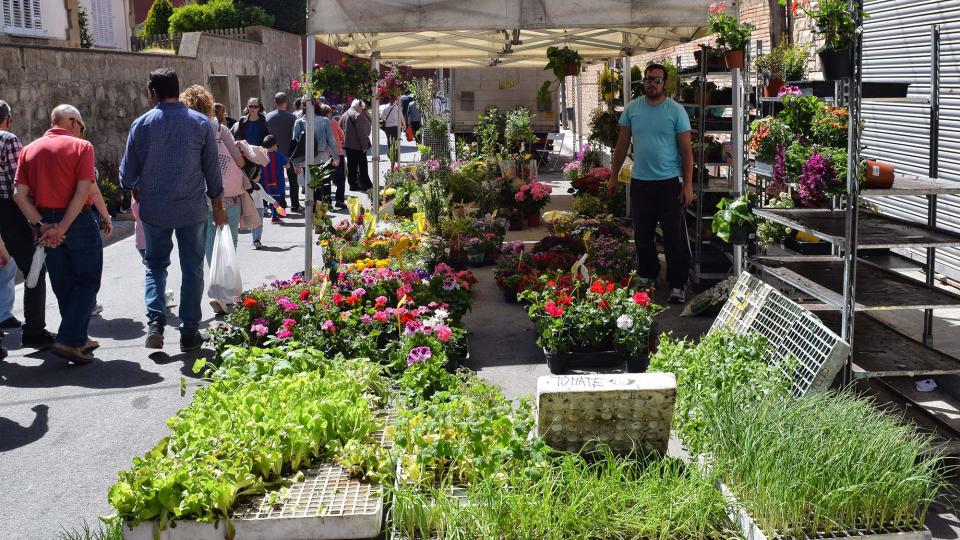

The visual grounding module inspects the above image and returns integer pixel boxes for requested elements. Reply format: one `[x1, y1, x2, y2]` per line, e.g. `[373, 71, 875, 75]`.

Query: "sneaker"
[83, 339, 100, 352]
[253, 240, 262, 250]
[0, 316, 22, 329]
[145, 325, 164, 349]
[165, 289, 175, 307]
[91, 303, 103, 316]
[21, 329, 56, 348]
[271, 217, 281, 224]
[180, 332, 204, 352]
[669, 288, 687, 304]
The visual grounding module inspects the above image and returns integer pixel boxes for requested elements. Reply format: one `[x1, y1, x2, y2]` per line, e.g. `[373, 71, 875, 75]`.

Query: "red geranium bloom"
[242, 298, 258, 309]
[332, 294, 344, 305]
[633, 292, 651, 307]
[345, 296, 361, 306]
[589, 281, 606, 295]
[605, 283, 615, 293]
[557, 294, 573, 306]
[545, 301, 565, 318]
[300, 290, 311, 300]
[598, 299, 610, 310]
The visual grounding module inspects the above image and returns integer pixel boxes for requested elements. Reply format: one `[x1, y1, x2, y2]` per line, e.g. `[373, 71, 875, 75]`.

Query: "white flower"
[434, 308, 449, 320]
[616, 314, 634, 330]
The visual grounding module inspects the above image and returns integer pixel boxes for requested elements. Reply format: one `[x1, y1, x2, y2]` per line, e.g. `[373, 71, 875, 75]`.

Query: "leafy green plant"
[141, 0, 174, 37]
[648, 330, 791, 455]
[754, 39, 809, 81]
[708, 390, 948, 537]
[544, 46, 583, 80]
[168, 0, 273, 34]
[748, 117, 795, 162]
[536, 81, 552, 111]
[598, 65, 622, 107]
[57, 520, 121, 540]
[473, 106, 506, 161]
[504, 107, 538, 156]
[588, 108, 619, 148]
[707, 3, 755, 51]
[779, 94, 824, 140]
[756, 192, 795, 247]
[712, 193, 757, 243]
[77, 5, 93, 48]
[794, 0, 867, 52]
[811, 105, 849, 147]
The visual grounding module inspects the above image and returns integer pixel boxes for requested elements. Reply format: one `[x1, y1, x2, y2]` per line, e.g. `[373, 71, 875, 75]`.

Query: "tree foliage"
[236, 0, 304, 35]
[77, 5, 93, 48]
[168, 0, 274, 34]
[141, 0, 175, 37]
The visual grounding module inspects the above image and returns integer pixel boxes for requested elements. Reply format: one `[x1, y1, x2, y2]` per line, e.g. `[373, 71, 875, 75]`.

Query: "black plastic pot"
[728, 222, 756, 246]
[818, 47, 852, 81]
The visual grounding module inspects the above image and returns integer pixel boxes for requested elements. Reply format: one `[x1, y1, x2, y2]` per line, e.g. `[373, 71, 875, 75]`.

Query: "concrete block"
[536, 373, 676, 455]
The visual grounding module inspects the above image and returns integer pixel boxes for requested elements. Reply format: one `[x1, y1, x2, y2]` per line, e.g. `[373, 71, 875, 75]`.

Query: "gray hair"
[0, 101, 9, 123]
[51, 104, 82, 124]
[351, 99, 362, 110]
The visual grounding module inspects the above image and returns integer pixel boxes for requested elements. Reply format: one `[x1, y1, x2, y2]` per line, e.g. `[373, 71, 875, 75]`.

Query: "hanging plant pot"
[818, 47, 852, 81]
[724, 49, 746, 70]
[764, 77, 785, 97]
[728, 222, 756, 246]
[526, 213, 542, 227]
[562, 62, 581, 77]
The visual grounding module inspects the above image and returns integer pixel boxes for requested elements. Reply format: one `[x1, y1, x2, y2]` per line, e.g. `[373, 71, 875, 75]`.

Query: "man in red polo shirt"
[12, 104, 101, 364]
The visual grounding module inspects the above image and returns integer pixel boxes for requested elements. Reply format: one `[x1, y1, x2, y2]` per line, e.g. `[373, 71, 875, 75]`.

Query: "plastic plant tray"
[718, 480, 931, 540]
[535, 373, 676, 454]
[123, 410, 395, 540]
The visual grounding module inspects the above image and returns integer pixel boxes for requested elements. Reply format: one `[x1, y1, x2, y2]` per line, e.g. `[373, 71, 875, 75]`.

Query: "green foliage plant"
[544, 46, 583, 80]
[712, 193, 756, 242]
[748, 117, 795, 162]
[77, 5, 93, 48]
[141, 0, 174, 37]
[707, 3, 755, 51]
[793, 0, 867, 52]
[536, 81, 552, 111]
[168, 0, 273, 35]
[779, 94, 824, 140]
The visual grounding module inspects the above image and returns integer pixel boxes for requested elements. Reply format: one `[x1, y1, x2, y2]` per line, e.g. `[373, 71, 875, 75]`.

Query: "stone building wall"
[0, 26, 301, 167]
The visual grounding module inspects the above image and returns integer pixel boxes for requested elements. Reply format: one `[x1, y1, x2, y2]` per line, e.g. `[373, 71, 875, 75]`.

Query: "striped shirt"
[261, 151, 288, 197]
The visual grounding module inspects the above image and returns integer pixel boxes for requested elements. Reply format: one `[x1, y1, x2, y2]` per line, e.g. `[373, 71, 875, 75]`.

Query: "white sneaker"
[669, 288, 686, 304]
[165, 289, 175, 307]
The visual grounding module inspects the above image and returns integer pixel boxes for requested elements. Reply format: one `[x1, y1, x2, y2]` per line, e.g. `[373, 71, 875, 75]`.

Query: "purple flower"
[361, 314, 373, 325]
[250, 324, 269, 337]
[321, 319, 336, 332]
[406, 346, 432, 366]
[797, 152, 837, 205]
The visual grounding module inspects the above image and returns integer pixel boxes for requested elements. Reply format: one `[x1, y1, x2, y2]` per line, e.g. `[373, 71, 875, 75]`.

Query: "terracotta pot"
[562, 62, 581, 77]
[526, 213, 542, 227]
[865, 160, 895, 189]
[695, 92, 714, 106]
[764, 78, 785, 97]
[724, 49, 745, 70]
[819, 47, 852, 81]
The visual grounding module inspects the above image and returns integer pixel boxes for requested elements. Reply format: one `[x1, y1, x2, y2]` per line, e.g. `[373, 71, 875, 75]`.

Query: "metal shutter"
[91, 0, 114, 47]
[3, 0, 43, 33]
[862, 0, 960, 279]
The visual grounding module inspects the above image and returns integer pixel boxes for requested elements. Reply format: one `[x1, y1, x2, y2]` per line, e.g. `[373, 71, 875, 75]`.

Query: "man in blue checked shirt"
[120, 69, 227, 352]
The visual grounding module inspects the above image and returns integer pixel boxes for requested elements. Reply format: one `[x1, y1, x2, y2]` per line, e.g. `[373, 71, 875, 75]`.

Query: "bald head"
[50, 104, 85, 137]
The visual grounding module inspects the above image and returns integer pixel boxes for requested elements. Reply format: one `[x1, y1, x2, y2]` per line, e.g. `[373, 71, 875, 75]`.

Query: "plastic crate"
[711, 272, 849, 395]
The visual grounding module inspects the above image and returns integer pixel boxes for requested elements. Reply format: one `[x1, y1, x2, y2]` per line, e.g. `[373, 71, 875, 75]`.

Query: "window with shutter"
[90, 0, 114, 47]
[2, 0, 44, 36]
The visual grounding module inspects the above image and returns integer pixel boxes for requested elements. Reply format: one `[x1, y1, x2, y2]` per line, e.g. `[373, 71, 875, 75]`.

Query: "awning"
[309, 0, 711, 67]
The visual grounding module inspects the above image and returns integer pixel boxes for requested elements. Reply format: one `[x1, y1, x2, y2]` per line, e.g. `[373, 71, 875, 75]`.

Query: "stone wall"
[0, 26, 302, 168]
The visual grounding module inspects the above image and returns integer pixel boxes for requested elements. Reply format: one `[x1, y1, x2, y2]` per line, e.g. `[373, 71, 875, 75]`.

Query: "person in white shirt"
[378, 98, 405, 150]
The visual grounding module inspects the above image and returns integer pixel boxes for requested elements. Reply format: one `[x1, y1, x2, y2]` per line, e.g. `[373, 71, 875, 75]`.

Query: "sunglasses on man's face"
[643, 76, 665, 85]
[70, 117, 86, 133]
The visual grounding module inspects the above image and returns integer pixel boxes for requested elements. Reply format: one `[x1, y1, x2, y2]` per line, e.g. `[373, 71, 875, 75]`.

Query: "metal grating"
[712, 272, 849, 395]
[233, 464, 380, 520]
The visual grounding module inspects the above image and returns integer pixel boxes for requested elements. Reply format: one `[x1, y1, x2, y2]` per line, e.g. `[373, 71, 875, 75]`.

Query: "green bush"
[168, 0, 273, 34]
[141, 0, 174, 37]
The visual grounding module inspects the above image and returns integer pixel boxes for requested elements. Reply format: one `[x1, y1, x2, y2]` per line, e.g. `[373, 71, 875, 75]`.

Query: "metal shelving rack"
[681, 44, 747, 284]
[744, 20, 960, 440]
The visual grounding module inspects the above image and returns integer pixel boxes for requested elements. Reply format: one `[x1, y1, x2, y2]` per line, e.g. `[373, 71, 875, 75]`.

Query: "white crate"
[535, 373, 676, 454]
[712, 272, 849, 396]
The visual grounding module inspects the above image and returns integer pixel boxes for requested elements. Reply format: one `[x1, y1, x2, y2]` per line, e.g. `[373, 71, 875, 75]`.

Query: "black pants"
[384, 126, 399, 149]
[346, 147, 372, 191]
[630, 179, 691, 290]
[286, 167, 300, 209]
[0, 199, 46, 333]
[333, 156, 346, 203]
[411, 121, 422, 143]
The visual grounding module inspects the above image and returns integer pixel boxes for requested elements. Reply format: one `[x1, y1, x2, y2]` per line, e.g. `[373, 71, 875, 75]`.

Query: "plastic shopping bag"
[26, 247, 45, 288]
[207, 226, 242, 305]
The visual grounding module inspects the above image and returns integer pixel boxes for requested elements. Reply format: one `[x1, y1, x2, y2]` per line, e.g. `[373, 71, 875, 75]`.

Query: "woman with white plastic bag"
[207, 225, 242, 314]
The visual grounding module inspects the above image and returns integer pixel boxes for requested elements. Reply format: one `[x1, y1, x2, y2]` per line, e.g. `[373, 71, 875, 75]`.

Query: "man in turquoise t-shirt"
[608, 63, 694, 304]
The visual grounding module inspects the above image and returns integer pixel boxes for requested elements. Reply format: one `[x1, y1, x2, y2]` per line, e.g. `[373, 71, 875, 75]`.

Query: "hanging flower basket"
[819, 47, 852, 81]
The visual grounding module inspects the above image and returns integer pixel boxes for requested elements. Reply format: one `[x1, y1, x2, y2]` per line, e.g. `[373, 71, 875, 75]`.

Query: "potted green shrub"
[754, 40, 809, 96]
[712, 194, 757, 245]
[536, 81, 552, 112]
[544, 46, 583, 79]
[707, 2, 755, 69]
[598, 65, 622, 110]
[795, 0, 866, 80]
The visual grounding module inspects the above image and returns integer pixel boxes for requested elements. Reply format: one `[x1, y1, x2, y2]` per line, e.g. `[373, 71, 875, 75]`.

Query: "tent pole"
[622, 53, 632, 218]
[371, 54, 381, 215]
[304, 36, 316, 279]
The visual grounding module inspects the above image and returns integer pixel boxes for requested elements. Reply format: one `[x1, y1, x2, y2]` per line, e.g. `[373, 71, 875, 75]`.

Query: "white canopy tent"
[302, 0, 712, 273]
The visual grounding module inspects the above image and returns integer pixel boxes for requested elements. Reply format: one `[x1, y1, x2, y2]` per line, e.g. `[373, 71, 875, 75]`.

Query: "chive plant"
[706, 391, 949, 538]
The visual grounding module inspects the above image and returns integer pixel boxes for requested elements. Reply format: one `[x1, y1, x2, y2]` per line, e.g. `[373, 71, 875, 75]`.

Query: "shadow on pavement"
[0, 404, 48, 452]
[255, 245, 294, 253]
[87, 317, 145, 341]
[148, 348, 215, 379]
[0, 354, 162, 389]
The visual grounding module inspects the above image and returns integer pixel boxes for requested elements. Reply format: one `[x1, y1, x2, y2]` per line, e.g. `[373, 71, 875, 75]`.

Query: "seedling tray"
[718, 481, 931, 540]
[389, 461, 471, 540]
[123, 411, 395, 540]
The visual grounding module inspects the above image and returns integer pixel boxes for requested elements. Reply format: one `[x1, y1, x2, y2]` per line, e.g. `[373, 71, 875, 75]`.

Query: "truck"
[449, 67, 562, 138]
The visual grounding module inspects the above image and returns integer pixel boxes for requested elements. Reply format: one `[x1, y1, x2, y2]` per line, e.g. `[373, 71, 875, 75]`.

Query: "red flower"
[545, 301, 565, 318]
[605, 283, 615, 293]
[346, 296, 361, 306]
[300, 290, 311, 300]
[633, 292, 651, 307]
[589, 281, 606, 295]
[547, 280, 556, 287]
[332, 294, 344, 305]
[557, 294, 573, 306]
[242, 298, 258, 309]
[598, 299, 610, 310]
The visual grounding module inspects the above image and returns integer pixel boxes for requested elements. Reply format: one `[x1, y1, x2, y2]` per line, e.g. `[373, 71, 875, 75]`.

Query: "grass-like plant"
[707, 390, 950, 538]
[391, 445, 733, 539]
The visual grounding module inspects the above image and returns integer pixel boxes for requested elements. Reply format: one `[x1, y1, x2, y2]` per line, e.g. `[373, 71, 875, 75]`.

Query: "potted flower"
[464, 236, 486, 266]
[514, 180, 553, 227]
[375, 66, 407, 102]
[520, 278, 663, 374]
[598, 65, 622, 110]
[544, 46, 583, 80]
[748, 117, 795, 163]
[707, 1, 756, 69]
[794, 0, 866, 80]
[712, 194, 757, 245]
[754, 40, 809, 96]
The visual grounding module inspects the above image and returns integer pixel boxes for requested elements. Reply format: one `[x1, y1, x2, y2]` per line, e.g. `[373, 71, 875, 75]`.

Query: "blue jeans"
[142, 219, 206, 334]
[43, 210, 103, 347]
[0, 254, 16, 322]
[204, 205, 241, 265]
[251, 205, 275, 242]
